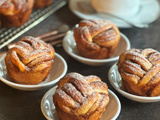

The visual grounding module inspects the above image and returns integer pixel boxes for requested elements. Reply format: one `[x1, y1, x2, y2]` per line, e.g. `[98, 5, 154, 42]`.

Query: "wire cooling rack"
[0, 0, 67, 49]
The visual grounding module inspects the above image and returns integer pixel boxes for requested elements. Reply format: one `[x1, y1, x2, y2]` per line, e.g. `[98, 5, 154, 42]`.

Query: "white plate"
[108, 63, 160, 103]
[69, 0, 160, 28]
[0, 53, 67, 91]
[63, 31, 130, 66]
[41, 85, 121, 120]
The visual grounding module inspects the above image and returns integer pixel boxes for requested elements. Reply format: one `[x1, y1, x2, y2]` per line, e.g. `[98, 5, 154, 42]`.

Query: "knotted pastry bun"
[117, 48, 160, 97]
[0, 0, 34, 27]
[74, 19, 120, 59]
[53, 73, 109, 120]
[34, 0, 53, 8]
[5, 36, 55, 85]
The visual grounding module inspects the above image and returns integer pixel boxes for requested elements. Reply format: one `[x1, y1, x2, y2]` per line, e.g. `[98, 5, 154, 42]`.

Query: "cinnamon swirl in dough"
[74, 19, 120, 59]
[117, 48, 160, 96]
[5, 36, 55, 85]
[53, 73, 109, 120]
[0, 0, 34, 27]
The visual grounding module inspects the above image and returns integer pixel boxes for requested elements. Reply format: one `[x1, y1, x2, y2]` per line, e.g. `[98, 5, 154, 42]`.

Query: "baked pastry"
[74, 19, 120, 59]
[53, 73, 109, 120]
[5, 36, 55, 85]
[117, 48, 160, 97]
[34, 0, 53, 8]
[0, 0, 34, 27]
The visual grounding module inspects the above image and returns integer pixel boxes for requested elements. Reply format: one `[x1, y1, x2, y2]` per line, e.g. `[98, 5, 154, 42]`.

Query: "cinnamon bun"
[53, 73, 109, 120]
[117, 48, 160, 96]
[74, 19, 120, 59]
[0, 0, 34, 27]
[5, 36, 55, 85]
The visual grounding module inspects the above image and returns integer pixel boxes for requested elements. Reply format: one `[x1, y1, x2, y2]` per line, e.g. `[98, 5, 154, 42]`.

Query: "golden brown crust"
[117, 48, 160, 96]
[5, 36, 55, 85]
[0, 0, 34, 27]
[34, 0, 53, 8]
[53, 73, 109, 120]
[74, 19, 120, 59]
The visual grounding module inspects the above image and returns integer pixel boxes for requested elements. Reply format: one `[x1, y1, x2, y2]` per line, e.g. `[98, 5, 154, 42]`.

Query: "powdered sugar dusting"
[63, 83, 84, 104]
[54, 72, 109, 113]
[126, 51, 152, 71]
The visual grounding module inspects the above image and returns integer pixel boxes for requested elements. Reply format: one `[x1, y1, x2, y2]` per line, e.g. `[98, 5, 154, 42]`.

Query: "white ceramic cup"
[91, 0, 140, 18]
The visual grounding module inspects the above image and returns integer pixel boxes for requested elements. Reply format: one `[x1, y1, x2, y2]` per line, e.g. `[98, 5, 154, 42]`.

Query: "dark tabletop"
[1, 1, 160, 120]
